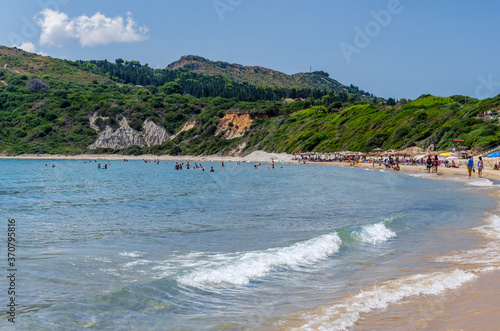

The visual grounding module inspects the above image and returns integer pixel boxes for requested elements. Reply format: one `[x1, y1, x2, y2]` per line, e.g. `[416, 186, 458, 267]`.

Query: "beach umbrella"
[487, 152, 500, 158]
[414, 154, 426, 160]
[439, 152, 453, 157]
[437, 156, 447, 161]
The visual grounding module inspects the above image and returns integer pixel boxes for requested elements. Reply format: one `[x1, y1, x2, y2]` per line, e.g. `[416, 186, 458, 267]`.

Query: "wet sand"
[350, 269, 500, 331]
[424, 270, 500, 331]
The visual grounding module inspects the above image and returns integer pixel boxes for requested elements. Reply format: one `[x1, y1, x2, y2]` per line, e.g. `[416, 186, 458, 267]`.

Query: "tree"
[312, 70, 329, 77]
[159, 82, 183, 95]
[115, 58, 124, 65]
[387, 98, 396, 106]
[27, 78, 50, 93]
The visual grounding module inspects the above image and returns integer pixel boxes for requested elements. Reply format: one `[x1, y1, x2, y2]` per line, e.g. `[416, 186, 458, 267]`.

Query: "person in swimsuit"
[477, 156, 484, 178]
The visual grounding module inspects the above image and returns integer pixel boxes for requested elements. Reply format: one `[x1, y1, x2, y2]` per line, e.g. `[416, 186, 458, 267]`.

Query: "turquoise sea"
[1, 159, 500, 330]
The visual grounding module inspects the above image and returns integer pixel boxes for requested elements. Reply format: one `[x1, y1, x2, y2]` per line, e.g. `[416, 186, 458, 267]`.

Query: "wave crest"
[178, 233, 341, 287]
[352, 222, 396, 244]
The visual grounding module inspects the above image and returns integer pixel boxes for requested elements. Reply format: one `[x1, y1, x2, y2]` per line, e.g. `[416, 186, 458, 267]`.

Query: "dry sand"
[3, 151, 499, 329]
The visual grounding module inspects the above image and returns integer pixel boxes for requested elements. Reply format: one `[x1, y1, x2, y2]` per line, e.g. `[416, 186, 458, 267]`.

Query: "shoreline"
[4, 152, 500, 329]
[3, 151, 500, 181]
[281, 161, 500, 330]
[0, 151, 295, 164]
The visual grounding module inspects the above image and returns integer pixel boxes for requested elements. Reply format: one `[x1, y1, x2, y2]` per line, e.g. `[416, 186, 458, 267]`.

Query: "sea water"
[0, 159, 498, 330]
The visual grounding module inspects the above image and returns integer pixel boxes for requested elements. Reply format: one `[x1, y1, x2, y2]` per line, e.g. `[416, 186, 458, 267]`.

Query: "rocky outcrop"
[88, 117, 144, 149]
[88, 117, 171, 150]
[171, 120, 200, 140]
[89, 113, 108, 131]
[141, 119, 171, 146]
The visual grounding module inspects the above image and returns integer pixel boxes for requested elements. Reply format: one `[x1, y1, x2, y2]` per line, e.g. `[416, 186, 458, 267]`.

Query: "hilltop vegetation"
[166, 55, 370, 97]
[72, 57, 376, 103]
[0, 45, 499, 156]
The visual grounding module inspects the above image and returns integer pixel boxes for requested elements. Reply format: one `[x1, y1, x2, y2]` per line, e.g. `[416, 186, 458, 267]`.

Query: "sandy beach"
[3, 151, 499, 330]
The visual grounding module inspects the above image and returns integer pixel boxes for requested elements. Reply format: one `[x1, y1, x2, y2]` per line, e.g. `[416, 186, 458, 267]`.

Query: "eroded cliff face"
[141, 120, 171, 146]
[88, 115, 171, 150]
[216, 113, 254, 139]
[170, 120, 200, 140]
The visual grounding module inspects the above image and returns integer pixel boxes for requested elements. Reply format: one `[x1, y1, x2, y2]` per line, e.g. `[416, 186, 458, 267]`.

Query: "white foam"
[436, 242, 500, 265]
[476, 214, 500, 240]
[178, 233, 341, 287]
[407, 173, 431, 179]
[352, 222, 396, 244]
[119, 251, 143, 258]
[407, 173, 494, 187]
[297, 269, 476, 331]
[123, 259, 152, 268]
[437, 214, 500, 267]
[452, 177, 494, 187]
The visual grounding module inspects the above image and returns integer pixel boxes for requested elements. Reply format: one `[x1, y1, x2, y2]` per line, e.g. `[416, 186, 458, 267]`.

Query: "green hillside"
[0, 45, 499, 156]
[0, 46, 108, 84]
[241, 96, 499, 154]
[166, 55, 371, 98]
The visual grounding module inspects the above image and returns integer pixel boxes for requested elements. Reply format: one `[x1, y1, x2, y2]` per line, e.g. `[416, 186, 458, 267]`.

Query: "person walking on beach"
[477, 156, 484, 178]
[426, 156, 432, 173]
[466, 155, 474, 178]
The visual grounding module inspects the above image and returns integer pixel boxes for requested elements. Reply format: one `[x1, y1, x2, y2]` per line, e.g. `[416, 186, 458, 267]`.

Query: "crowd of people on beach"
[293, 152, 494, 179]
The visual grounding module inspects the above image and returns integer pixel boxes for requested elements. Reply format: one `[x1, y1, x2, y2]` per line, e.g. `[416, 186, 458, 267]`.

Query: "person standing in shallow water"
[477, 156, 484, 178]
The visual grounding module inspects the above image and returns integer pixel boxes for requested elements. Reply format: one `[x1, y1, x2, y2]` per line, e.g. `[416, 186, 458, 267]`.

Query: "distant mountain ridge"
[167, 55, 371, 97]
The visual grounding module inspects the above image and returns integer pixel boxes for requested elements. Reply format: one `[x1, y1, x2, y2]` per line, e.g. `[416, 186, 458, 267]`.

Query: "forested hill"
[73, 56, 379, 103]
[166, 55, 367, 95]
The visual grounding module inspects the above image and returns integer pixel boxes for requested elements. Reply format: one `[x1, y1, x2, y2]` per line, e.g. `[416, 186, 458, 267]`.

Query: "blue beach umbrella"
[487, 152, 500, 158]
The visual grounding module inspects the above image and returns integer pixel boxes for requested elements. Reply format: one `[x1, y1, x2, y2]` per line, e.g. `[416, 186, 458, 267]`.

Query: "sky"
[1, 0, 500, 100]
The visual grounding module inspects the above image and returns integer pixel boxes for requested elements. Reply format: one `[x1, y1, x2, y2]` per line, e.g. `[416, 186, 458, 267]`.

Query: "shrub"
[27, 79, 50, 93]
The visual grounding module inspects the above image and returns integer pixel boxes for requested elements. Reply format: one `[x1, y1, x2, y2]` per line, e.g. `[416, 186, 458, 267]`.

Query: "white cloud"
[37, 9, 148, 47]
[37, 9, 73, 47]
[14, 41, 37, 53]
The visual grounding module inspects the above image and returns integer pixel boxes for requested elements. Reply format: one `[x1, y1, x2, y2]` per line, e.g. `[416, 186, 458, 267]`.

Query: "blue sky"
[1, 0, 500, 100]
